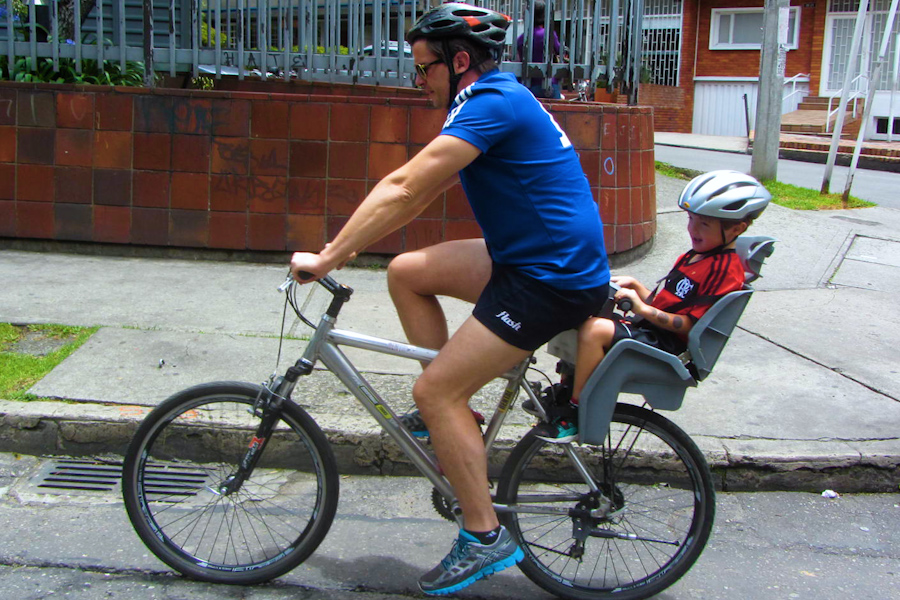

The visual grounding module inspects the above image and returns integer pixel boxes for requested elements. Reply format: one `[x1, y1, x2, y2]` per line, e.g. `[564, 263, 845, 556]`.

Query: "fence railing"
[2, 0, 654, 100]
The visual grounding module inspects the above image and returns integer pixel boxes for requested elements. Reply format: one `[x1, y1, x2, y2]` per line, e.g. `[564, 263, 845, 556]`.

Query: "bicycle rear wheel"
[122, 381, 339, 585]
[497, 403, 715, 600]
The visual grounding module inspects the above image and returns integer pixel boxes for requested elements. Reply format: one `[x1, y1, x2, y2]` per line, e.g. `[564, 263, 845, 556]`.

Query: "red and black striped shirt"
[651, 249, 745, 326]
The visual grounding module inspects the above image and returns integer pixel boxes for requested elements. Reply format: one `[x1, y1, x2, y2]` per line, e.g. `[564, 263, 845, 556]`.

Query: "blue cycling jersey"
[440, 70, 609, 290]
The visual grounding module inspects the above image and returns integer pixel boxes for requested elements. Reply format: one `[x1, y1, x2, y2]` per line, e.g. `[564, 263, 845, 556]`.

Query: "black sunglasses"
[415, 58, 444, 79]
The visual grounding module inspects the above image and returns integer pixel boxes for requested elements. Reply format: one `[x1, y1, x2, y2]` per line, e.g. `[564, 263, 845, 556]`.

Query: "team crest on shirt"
[674, 277, 695, 299]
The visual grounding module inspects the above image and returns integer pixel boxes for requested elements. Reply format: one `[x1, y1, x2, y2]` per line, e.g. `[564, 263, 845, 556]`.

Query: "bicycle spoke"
[499, 404, 715, 599]
[123, 385, 338, 583]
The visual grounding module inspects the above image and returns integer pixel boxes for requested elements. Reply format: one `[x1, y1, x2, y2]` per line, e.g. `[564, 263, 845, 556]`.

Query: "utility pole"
[751, 0, 790, 182]
[821, 0, 869, 195]
[841, 0, 899, 205]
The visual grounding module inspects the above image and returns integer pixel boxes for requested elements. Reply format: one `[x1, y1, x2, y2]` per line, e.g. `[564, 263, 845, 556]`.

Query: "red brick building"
[644, 0, 900, 140]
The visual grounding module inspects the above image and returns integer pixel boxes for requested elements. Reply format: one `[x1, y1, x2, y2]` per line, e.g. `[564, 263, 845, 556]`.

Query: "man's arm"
[290, 135, 481, 280]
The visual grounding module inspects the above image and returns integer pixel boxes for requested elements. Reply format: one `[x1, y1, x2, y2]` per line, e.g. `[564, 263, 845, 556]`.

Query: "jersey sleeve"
[440, 88, 517, 153]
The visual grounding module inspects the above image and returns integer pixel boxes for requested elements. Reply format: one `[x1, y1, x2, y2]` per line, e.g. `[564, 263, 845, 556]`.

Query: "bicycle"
[118, 236, 776, 599]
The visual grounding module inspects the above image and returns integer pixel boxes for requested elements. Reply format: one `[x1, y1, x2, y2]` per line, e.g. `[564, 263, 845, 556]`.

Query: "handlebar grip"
[278, 270, 316, 293]
[617, 298, 633, 313]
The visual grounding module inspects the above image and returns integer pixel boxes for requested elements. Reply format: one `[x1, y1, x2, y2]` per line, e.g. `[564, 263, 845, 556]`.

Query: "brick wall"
[0, 81, 656, 257]
[809, 0, 826, 94]
[637, 0, 699, 133]
[647, 0, 820, 133]
[695, 0, 816, 79]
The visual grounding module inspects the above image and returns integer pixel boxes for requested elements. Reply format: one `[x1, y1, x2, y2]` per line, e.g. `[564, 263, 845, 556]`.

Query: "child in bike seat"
[532, 171, 772, 442]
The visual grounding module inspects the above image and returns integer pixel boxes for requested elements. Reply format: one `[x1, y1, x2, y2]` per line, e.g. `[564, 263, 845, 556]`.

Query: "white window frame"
[710, 7, 801, 50]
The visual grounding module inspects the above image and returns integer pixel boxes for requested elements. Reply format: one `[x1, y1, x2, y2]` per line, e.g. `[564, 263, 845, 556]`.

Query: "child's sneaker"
[533, 418, 578, 444]
[522, 382, 572, 417]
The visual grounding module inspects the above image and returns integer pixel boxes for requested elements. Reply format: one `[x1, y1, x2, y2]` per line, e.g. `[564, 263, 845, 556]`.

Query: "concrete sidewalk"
[1, 172, 899, 492]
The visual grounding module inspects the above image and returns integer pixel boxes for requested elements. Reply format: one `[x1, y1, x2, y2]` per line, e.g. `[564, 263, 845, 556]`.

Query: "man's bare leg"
[387, 239, 492, 351]
[413, 316, 531, 532]
[389, 237, 526, 529]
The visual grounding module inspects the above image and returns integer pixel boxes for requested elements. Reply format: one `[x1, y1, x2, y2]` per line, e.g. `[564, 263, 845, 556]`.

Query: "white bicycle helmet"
[678, 170, 771, 222]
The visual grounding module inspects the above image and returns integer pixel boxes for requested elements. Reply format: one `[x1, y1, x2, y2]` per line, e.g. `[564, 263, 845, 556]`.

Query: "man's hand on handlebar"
[290, 244, 358, 284]
[290, 252, 329, 283]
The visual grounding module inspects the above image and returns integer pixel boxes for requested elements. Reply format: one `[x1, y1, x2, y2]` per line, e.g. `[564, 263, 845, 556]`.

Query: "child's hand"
[612, 275, 640, 290]
[615, 287, 644, 314]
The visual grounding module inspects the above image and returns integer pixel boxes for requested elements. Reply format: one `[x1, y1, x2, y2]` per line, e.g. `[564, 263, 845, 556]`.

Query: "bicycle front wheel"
[498, 403, 715, 600]
[122, 381, 339, 585]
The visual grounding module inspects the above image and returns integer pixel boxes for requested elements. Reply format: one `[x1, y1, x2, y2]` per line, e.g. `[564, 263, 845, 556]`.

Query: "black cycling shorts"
[473, 263, 609, 352]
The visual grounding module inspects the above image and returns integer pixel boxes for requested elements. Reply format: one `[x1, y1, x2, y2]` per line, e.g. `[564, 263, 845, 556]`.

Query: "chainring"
[431, 487, 458, 522]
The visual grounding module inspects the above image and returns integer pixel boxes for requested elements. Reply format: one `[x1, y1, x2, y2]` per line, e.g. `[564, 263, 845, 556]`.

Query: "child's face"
[686, 213, 742, 252]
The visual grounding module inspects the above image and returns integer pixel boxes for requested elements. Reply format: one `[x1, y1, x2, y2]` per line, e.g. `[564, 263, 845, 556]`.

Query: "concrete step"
[796, 96, 864, 112]
[780, 108, 862, 137]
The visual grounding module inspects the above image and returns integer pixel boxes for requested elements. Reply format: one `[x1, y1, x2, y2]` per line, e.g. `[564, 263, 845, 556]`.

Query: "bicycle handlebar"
[278, 272, 352, 300]
[609, 282, 633, 313]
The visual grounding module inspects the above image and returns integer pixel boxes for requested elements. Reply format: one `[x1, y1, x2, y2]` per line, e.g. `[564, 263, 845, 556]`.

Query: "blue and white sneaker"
[418, 527, 524, 595]
[399, 409, 485, 439]
[399, 410, 430, 438]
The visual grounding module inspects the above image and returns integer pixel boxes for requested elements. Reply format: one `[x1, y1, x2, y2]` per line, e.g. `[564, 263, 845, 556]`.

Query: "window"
[876, 117, 900, 135]
[710, 7, 800, 50]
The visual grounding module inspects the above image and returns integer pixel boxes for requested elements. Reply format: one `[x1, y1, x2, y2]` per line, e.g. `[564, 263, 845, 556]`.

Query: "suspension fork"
[218, 385, 287, 496]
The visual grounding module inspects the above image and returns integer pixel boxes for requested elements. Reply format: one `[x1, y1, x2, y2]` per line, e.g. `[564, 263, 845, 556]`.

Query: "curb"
[2, 399, 896, 494]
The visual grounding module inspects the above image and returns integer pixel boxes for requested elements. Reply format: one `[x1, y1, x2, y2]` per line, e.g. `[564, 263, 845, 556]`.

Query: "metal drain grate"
[28, 458, 212, 498]
[33, 458, 123, 493]
[140, 463, 211, 499]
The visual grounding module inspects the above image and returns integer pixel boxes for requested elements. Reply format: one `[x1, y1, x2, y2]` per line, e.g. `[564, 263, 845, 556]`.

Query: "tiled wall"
[0, 81, 655, 257]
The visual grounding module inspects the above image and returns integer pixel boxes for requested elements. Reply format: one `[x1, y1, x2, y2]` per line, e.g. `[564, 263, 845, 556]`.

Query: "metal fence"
[1, 0, 668, 101]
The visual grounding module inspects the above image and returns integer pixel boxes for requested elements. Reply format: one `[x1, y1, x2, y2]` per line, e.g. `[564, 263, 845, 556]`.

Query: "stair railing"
[782, 73, 810, 113]
[826, 73, 868, 132]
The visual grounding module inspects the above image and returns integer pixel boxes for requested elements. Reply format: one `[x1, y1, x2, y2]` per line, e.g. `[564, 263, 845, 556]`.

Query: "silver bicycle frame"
[283, 286, 598, 519]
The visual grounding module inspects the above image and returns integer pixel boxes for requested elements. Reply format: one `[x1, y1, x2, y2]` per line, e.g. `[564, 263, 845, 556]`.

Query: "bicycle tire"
[122, 381, 339, 585]
[497, 403, 715, 600]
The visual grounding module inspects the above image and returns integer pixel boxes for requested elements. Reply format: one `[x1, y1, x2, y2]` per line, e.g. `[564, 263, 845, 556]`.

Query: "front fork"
[218, 378, 290, 496]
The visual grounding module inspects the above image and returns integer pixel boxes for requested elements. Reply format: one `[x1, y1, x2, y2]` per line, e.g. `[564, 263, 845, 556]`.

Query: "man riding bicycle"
[289, 3, 610, 594]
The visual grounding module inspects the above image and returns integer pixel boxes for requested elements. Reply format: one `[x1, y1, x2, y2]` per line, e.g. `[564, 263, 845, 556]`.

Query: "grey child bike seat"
[545, 235, 776, 444]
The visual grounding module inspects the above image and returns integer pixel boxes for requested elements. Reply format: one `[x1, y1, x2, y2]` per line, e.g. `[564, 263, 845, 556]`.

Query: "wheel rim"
[507, 412, 711, 594]
[132, 394, 328, 572]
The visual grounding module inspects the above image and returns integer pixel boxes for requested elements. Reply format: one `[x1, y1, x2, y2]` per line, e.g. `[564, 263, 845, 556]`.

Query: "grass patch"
[0, 323, 98, 401]
[655, 161, 875, 210]
[761, 179, 874, 210]
[655, 161, 700, 181]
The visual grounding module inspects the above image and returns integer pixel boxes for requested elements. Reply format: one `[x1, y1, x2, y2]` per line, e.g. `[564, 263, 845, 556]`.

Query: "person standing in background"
[516, 0, 561, 99]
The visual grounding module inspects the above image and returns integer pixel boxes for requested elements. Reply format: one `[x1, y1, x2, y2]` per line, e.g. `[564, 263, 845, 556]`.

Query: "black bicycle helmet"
[406, 3, 510, 61]
[678, 170, 771, 221]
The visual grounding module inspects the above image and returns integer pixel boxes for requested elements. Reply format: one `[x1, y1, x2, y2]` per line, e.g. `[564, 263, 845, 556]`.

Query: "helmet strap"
[441, 40, 463, 109]
[700, 221, 740, 256]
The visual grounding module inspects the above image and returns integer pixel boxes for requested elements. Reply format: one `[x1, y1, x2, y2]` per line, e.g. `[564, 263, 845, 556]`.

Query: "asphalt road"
[654, 144, 900, 210]
[0, 453, 897, 600]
